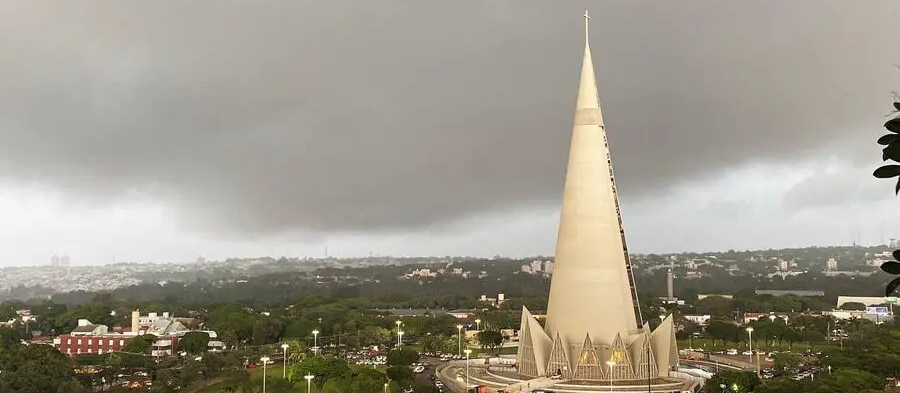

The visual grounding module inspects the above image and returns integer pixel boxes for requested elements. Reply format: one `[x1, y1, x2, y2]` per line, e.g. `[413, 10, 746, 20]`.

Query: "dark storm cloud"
[0, 0, 897, 235]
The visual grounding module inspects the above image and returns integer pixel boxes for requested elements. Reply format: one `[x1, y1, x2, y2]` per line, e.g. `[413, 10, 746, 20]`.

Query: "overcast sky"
[1, 0, 899, 266]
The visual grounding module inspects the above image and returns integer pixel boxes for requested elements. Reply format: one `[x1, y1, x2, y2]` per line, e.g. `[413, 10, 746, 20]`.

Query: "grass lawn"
[193, 364, 390, 393]
[678, 338, 834, 353]
[465, 345, 517, 357]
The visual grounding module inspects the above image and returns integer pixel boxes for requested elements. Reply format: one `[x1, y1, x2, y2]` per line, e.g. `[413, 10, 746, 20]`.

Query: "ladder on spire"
[602, 130, 644, 328]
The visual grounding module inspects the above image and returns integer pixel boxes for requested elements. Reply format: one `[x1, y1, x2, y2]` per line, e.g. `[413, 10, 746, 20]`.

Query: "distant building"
[478, 293, 506, 307]
[742, 312, 791, 324]
[682, 315, 711, 326]
[666, 267, 675, 299]
[778, 260, 789, 271]
[376, 308, 445, 318]
[447, 309, 476, 319]
[57, 333, 129, 356]
[754, 289, 825, 297]
[71, 319, 108, 336]
[836, 296, 899, 308]
[824, 308, 894, 324]
[825, 258, 838, 271]
[697, 294, 733, 300]
[543, 261, 555, 274]
[406, 268, 437, 278]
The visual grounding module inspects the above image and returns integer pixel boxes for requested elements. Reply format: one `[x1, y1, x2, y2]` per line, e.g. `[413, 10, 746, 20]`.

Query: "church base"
[437, 363, 696, 393]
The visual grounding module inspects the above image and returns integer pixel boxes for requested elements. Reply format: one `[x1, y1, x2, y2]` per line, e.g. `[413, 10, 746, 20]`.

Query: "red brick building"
[57, 334, 180, 357]
[58, 334, 128, 356]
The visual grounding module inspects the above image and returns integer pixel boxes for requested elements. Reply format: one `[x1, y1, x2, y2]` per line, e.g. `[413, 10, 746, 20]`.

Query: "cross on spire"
[583, 10, 590, 43]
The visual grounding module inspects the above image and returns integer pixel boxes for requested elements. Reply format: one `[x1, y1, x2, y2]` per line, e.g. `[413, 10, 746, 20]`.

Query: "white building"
[543, 261, 555, 274]
[778, 260, 789, 271]
[682, 315, 711, 326]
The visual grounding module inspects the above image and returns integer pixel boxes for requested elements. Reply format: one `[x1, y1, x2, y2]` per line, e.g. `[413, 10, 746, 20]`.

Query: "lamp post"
[464, 349, 472, 390]
[281, 343, 289, 379]
[260, 356, 270, 393]
[398, 331, 404, 348]
[475, 319, 481, 331]
[606, 361, 615, 392]
[395, 320, 402, 347]
[456, 325, 463, 356]
[304, 373, 314, 393]
[746, 327, 758, 377]
[312, 330, 320, 355]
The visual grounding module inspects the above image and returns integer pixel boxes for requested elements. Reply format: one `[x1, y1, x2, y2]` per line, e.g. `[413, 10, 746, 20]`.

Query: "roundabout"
[437, 359, 699, 393]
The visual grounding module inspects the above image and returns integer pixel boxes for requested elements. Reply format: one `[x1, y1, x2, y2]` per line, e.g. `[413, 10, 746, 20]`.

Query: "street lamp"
[475, 319, 481, 331]
[260, 356, 271, 393]
[395, 320, 402, 347]
[746, 327, 758, 377]
[281, 343, 289, 379]
[456, 325, 463, 356]
[464, 349, 472, 390]
[606, 361, 615, 392]
[312, 330, 320, 355]
[745, 327, 753, 361]
[398, 330, 405, 348]
[304, 373, 314, 393]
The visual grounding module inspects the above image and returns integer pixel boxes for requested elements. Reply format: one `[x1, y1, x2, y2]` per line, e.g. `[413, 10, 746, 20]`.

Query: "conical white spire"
[515, 13, 678, 382]
[543, 11, 637, 362]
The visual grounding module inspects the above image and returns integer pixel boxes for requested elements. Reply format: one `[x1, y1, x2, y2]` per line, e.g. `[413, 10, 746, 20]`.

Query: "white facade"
[517, 20, 678, 383]
[825, 258, 838, 271]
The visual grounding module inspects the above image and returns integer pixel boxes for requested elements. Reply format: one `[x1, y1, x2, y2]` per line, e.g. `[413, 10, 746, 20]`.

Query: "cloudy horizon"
[1, 0, 899, 266]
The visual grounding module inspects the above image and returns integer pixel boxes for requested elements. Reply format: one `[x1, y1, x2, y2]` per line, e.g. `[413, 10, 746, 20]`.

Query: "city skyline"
[1, 1, 900, 266]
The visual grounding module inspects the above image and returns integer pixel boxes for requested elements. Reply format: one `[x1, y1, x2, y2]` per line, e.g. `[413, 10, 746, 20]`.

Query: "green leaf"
[881, 261, 900, 274]
[887, 118, 900, 133]
[886, 276, 900, 297]
[878, 134, 900, 145]
[873, 165, 900, 178]
[884, 144, 900, 161]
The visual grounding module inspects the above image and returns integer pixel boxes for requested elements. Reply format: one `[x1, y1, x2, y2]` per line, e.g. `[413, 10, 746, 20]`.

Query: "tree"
[707, 370, 760, 393]
[695, 296, 733, 318]
[0, 325, 22, 349]
[179, 331, 210, 355]
[386, 365, 413, 385]
[386, 348, 420, 366]
[706, 320, 740, 344]
[839, 302, 867, 311]
[874, 100, 900, 295]
[121, 334, 155, 354]
[771, 352, 802, 371]
[828, 368, 884, 392]
[421, 334, 445, 354]
[0, 343, 80, 393]
[290, 357, 349, 391]
[340, 368, 386, 393]
[476, 330, 503, 353]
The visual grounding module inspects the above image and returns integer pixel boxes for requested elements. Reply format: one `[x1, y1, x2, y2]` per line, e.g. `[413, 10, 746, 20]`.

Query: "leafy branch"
[873, 101, 900, 296]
